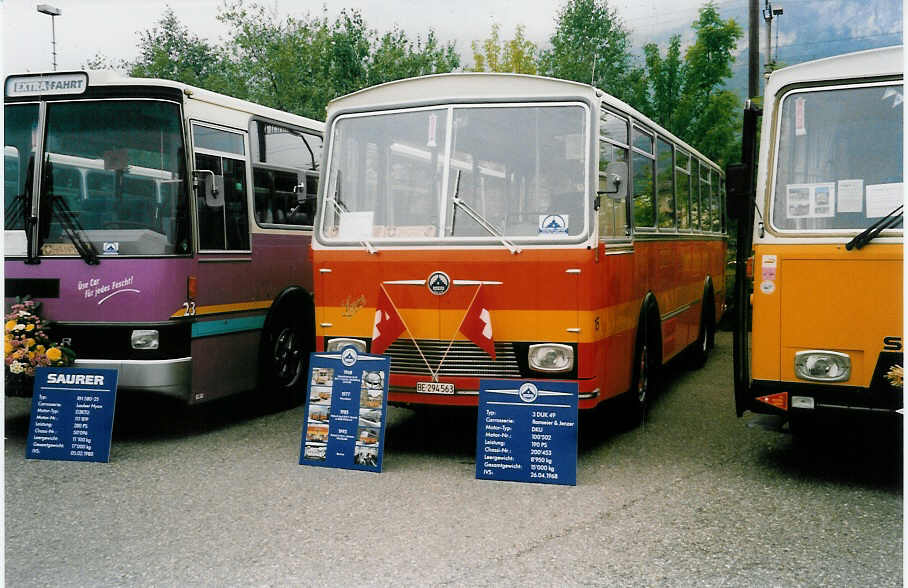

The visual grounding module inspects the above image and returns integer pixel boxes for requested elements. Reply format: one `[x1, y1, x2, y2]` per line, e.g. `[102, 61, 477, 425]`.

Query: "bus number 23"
[182, 301, 197, 316]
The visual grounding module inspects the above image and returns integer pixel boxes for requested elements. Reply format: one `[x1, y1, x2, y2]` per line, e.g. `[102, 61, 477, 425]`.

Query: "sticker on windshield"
[786, 183, 835, 219]
[865, 183, 903, 218]
[103, 242, 119, 255]
[539, 214, 568, 235]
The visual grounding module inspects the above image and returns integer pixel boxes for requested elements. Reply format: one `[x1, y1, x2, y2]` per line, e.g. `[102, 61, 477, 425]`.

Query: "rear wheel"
[259, 295, 314, 408]
[688, 292, 715, 369]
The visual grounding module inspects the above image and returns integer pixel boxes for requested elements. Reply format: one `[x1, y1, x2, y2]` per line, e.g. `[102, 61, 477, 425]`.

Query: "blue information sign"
[476, 379, 578, 486]
[299, 348, 390, 472]
[26, 367, 118, 463]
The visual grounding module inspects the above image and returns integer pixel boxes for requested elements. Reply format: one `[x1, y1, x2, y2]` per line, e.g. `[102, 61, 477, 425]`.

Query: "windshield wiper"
[846, 204, 903, 250]
[49, 195, 99, 265]
[327, 170, 376, 254]
[450, 171, 521, 254]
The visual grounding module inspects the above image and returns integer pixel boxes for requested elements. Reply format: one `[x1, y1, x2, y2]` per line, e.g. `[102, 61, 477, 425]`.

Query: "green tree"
[642, 35, 683, 129]
[369, 28, 460, 85]
[675, 2, 743, 165]
[538, 0, 634, 101]
[471, 23, 537, 74]
[127, 7, 232, 92]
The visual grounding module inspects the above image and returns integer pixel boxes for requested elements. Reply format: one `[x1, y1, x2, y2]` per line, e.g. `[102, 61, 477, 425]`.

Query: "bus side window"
[193, 124, 250, 251]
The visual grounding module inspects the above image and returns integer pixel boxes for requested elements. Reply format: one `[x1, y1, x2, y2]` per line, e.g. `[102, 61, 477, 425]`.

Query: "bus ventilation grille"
[385, 339, 521, 378]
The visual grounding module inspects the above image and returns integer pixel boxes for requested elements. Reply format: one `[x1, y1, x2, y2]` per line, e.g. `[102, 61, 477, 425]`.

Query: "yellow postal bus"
[727, 46, 903, 431]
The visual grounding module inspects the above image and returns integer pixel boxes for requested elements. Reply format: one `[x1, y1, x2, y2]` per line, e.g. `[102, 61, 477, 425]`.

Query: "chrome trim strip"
[453, 280, 503, 286]
[566, 269, 581, 274]
[319, 268, 332, 273]
[383, 280, 426, 285]
[661, 299, 700, 321]
[320, 323, 333, 328]
[815, 403, 899, 414]
[566, 328, 581, 333]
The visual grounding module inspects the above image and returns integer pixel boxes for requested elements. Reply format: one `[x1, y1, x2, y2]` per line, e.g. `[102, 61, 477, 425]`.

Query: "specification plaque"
[25, 367, 118, 463]
[299, 347, 390, 472]
[476, 379, 578, 486]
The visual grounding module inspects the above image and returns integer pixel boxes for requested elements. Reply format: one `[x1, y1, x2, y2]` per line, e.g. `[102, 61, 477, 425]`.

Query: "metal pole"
[51, 15, 57, 71]
[748, 0, 759, 98]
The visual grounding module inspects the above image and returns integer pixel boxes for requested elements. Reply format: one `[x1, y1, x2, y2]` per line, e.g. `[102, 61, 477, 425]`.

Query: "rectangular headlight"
[327, 338, 367, 353]
[794, 350, 850, 382]
[131, 329, 159, 350]
[528, 343, 574, 373]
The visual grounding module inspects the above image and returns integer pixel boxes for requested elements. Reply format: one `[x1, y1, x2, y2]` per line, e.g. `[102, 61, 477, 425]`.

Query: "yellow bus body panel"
[752, 242, 903, 387]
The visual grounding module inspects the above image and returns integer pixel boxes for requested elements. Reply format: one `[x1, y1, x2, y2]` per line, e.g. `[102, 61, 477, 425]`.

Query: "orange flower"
[4, 341, 12, 355]
[5, 320, 17, 333]
[46, 347, 62, 362]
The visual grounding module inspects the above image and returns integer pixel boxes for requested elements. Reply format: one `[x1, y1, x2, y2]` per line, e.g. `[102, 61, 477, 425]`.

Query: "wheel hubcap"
[274, 327, 302, 388]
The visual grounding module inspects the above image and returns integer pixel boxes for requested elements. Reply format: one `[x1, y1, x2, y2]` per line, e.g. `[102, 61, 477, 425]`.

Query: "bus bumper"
[73, 357, 192, 400]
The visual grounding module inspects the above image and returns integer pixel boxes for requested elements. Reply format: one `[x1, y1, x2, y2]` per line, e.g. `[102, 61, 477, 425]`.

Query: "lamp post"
[37, 4, 62, 71]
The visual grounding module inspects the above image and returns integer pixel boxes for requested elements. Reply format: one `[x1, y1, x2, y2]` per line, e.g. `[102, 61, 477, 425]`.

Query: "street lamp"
[37, 4, 62, 71]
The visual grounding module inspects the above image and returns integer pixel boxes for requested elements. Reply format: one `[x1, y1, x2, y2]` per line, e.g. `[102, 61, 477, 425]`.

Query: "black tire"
[624, 310, 661, 425]
[688, 291, 715, 369]
[259, 294, 314, 408]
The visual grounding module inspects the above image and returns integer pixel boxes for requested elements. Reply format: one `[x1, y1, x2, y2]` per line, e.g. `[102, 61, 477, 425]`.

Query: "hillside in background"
[632, 0, 902, 99]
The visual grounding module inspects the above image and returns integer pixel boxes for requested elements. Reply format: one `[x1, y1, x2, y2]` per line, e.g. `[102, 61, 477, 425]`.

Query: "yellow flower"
[25, 338, 36, 349]
[4, 341, 12, 355]
[25, 324, 34, 331]
[46, 347, 62, 362]
[5, 320, 17, 332]
[35, 345, 45, 354]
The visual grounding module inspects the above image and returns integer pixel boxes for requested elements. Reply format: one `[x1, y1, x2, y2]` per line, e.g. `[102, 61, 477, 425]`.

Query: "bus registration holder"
[417, 382, 455, 394]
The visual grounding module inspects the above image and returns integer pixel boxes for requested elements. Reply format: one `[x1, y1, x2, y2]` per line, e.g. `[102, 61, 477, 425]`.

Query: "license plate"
[416, 382, 455, 395]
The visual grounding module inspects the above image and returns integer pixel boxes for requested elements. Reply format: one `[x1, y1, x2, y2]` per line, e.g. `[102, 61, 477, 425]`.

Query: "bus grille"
[385, 339, 521, 378]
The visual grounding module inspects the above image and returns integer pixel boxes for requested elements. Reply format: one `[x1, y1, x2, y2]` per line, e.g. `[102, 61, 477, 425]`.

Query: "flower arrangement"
[4, 297, 75, 396]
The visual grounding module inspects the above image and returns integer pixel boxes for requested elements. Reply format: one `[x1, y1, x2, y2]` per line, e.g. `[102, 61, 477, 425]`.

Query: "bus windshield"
[320, 103, 588, 244]
[771, 83, 904, 233]
[13, 99, 191, 256]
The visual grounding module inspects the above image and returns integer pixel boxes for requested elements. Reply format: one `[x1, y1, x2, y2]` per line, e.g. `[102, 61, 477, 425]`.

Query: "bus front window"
[320, 103, 589, 244]
[771, 83, 904, 233]
[39, 100, 190, 256]
[4, 103, 39, 232]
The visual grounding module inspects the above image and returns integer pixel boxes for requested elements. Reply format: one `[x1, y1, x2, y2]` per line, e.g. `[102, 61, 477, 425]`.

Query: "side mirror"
[725, 162, 750, 219]
[597, 161, 628, 201]
[193, 170, 224, 207]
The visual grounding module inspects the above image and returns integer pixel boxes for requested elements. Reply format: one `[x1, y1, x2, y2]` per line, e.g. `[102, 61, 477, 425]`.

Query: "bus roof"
[765, 45, 903, 97]
[4, 69, 324, 131]
[326, 72, 722, 173]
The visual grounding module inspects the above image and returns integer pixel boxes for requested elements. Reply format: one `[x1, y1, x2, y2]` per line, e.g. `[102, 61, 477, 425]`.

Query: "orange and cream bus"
[727, 46, 903, 431]
[312, 73, 727, 419]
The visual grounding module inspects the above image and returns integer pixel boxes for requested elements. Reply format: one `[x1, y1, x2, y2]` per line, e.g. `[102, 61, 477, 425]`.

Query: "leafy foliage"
[471, 23, 538, 74]
[538, 0, 637, 103]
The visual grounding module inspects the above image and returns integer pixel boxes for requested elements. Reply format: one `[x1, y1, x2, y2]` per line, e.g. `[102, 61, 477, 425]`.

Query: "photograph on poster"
[354, 445, 379, 467]
[308, 405, 330, 423]
[359, 408, 382, 428]
[303, 443, 327, 462]
[311, 367, 334, 385]
[357, 426, 380, 445]
[306, 424, 329, 443]
[360, 371, 384, 408]
[310, 385, 333, 405]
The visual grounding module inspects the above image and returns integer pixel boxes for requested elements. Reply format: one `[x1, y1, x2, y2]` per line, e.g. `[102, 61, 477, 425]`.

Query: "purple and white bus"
[4, 71, 323, 405]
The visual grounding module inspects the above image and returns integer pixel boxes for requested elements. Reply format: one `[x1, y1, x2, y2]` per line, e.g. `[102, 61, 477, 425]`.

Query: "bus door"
[189, 121, 256, 401]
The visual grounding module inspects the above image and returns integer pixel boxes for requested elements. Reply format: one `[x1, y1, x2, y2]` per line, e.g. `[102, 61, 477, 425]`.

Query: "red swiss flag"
[371, 287, 405, 354]
[459, 287, 495, 360]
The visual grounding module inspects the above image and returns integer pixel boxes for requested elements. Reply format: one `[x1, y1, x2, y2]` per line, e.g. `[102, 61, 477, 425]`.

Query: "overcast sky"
[1, 0, 724, 74]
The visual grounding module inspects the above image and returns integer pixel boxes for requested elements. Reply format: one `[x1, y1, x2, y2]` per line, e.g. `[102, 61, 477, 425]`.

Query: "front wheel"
[624, 320, 660, 425]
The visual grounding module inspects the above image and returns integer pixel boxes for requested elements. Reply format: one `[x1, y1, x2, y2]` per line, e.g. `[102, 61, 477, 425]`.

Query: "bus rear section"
[313, 73, 727, 416]
[728, 47, 903, 426]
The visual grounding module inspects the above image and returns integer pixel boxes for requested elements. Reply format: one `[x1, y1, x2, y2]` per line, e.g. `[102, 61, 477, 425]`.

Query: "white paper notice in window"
[836, 179, 863, 213]
[865, 183, 903, 218]
[337, 211, 374, 240]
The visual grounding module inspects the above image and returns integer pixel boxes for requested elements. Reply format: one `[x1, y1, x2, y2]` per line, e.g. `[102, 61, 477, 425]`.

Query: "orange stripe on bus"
[171, 300, 272, 318]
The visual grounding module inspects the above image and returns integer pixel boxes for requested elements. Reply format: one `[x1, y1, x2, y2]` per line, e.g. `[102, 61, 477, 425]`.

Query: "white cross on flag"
[459, 286, 495, 360]
[371, 287, 405, 354]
